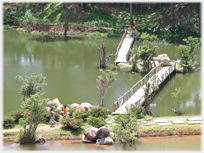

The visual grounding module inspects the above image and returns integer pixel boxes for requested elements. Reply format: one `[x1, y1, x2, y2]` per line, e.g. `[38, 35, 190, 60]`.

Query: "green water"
[3, 30, 201, 116]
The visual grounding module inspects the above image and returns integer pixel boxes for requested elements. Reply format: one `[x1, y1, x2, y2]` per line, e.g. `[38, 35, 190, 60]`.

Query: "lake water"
[3, 30, 201, 116]
[3, 135, 201, 151]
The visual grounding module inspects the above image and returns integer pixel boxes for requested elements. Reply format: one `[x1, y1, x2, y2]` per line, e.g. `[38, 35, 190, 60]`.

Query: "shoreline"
[3, 115, 201, 142]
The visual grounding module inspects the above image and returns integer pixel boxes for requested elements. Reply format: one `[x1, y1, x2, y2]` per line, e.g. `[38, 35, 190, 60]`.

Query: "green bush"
[3, 116, 15, 129]
[87, 117, 106, 128]
[90, 107, 108, 118]
[73, 111, 90, 122]
[9, 110, 24, 123]
[61, 118, 84, 130]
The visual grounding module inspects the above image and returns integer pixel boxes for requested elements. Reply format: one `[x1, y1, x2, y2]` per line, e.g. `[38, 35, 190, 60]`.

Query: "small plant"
[73, 111, 90, 122]
[61, 118, 84, 130]
[3, 116, 15, 129]
[90, 107, 108, 118]
[87, 116, 106, 128]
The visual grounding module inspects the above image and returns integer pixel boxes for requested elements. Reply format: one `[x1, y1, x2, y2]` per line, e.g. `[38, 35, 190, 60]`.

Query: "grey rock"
[96, 137, 114, 145]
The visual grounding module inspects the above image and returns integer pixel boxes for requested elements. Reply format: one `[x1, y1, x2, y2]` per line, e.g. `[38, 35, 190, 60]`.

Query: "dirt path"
[3, 123, 63, 133]
[3, 115, 201, 133]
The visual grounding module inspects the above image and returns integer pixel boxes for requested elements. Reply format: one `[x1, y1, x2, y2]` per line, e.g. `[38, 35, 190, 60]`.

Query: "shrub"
[87, 117, 106, 128]
[61, 118, 84, 130]
[9, 110, 24, 123]
[73, 111, 90, 122]
[3, 116, 15, 129]
[90, 107, 108, 118]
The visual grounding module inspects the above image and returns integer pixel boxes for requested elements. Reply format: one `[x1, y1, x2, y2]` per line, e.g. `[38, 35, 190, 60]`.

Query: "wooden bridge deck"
[112, 62, 176, 114]
[114, 31, 134, 63]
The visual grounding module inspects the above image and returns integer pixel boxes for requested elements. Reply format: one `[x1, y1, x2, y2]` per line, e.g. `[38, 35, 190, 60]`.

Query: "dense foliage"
[60, 118, 84, 130]
[3, 116, 15, 129]
[73, 111, 90, 122]
[87, 116, 106, 128]
[90, 107, 108, 118]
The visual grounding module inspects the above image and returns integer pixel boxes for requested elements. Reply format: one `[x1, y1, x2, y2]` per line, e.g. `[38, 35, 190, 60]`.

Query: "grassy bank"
[3, 115, 201, 142]
[3, 3, 200, 40]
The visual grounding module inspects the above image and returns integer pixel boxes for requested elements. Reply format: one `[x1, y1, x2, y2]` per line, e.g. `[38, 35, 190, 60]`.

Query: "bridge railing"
[114, 30, 127, 61]
[113, 62, 176, 112]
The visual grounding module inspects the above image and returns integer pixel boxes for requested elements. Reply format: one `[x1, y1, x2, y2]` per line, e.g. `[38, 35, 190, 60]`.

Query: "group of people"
[49, 105, 68, 128]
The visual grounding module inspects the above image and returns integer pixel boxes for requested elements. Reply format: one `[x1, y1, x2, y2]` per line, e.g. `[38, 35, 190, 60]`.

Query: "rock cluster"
[82, 126, 114, 145]
[46, 99, 93, 116]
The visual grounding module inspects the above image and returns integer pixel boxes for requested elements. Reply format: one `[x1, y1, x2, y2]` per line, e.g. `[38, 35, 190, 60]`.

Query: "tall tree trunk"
[81, 3, 83, 9]
[199, 3, 201, 26]
[178, 3, 181, 11]
[130, 3, 133, 24]
[63, 3, 68, 36]
[171, 3, 174, 22]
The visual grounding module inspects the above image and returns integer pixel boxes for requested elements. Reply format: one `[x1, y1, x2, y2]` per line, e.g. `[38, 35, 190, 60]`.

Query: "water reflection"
[4, 135, 201, 151]
[3, 30, 201, 116]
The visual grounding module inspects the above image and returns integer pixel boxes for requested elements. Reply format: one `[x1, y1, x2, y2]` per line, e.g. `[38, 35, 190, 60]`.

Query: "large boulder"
[70, 103, 79, 109]
[81, 135, 94, 143]
[47, 98, 61, 107]
[96, 126, 110, 139]
[157, 54, 170, 65]
[96, 137, 114, 145]
[75, 105, 85, 112]
[84, 127, 99, 141]
[45, 107, 50, 112]
[57, 104, 64, 115]
[80, 102, 93, 111]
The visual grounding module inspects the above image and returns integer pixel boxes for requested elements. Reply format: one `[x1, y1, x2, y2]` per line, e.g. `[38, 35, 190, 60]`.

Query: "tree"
[63, 3, 68, 36]
[96, 69, 117, 107]
[113, 105, 144, 146]
[138, 33, 157, 74]
[98, 40, 113, 68]
[19, 93, 48, 144]
[16, 73, 47, 101]
[170, 88, 182, 115]
[130, 3, 133, 25]
[178, 36, 200, 72]
[171, 3, 174, 22]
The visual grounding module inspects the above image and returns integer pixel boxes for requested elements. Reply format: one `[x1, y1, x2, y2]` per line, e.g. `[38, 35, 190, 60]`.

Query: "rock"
[157, 54, 170, 65]
[70, 103, 79, 109]
[47, 98, 61, 107]
[96, 126, 110, 139]
[75, 105, 85, 112]
[96, 137, 114, 145]
[150, 60, 159, 68]
[80, 102, 93, 111]
[84, 127, 99, 141]
[57, 104, 63, 113]
[82, 135, 94, 143]
[45, 107, 50, 112]
[177, 67, 184, 73]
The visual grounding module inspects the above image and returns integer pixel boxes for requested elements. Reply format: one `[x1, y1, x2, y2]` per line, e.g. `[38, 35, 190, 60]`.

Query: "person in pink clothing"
[49, 108, 59, 127]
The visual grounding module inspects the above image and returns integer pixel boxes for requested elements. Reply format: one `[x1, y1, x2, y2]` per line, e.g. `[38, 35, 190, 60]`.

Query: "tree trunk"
[199, 3, 201, 26]
[81, 3, 83, 9]
[178, 3, 181, 11]
[63, 3, 68, 36]
[171, 3, 174, 22]
[130, 3, 133, 24]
